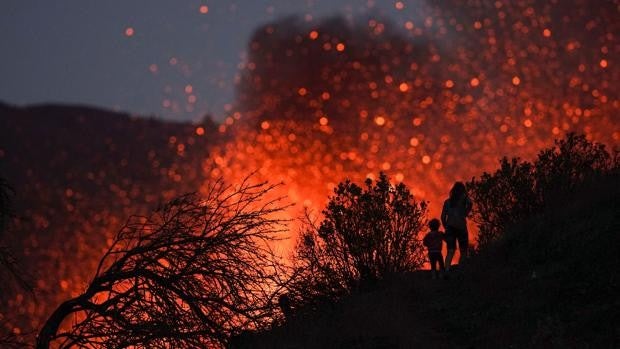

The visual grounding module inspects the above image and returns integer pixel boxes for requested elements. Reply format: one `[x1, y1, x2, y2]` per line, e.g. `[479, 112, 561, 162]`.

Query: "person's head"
[449, 181, 466, 204]
[428, 218, 441, 231]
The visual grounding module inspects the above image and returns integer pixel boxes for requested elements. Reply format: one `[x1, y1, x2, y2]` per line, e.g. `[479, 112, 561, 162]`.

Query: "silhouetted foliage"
[468, 133, 617, 248]
[290, 173, 427, 305]
[0, 178, 13, 234]
[36, 177, 289, 349]
[535, 133, 614, 201]
[0, 178, 18, 288]
[0, 178, 32, 348]
[0, 176, 33, 291]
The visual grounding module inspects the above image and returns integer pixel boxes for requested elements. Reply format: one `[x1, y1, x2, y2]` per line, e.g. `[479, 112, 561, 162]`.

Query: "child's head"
[428, 218, 440, 231]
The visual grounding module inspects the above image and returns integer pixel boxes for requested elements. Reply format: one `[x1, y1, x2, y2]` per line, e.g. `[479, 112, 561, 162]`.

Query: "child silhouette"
[423, 218, 445, 279]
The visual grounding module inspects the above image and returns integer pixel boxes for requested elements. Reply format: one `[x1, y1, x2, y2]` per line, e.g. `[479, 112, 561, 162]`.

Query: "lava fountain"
[202, 1, 619, 250]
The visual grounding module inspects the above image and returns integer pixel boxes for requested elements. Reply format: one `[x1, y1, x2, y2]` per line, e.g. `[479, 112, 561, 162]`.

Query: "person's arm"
[441, 201, 448, 227]
[465, 196, 473, 216]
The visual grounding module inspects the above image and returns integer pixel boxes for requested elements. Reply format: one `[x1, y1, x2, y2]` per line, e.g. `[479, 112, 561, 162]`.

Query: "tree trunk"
[36, 297, 82, 349]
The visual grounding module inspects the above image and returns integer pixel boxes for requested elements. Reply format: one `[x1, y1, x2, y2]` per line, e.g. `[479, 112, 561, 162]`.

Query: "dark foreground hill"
[0, 102, 218, 334]
[232, 174, 619, 348]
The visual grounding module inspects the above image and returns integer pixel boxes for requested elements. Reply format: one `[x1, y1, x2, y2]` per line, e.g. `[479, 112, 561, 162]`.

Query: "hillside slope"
[414, 174, 619, 348]
[233, 174, 619, 348]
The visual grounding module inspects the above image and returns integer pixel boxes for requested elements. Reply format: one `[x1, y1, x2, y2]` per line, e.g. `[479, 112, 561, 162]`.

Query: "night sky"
[1, 1, 419, 121]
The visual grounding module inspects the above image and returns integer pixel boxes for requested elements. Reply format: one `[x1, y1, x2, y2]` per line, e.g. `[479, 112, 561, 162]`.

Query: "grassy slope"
[233, 174, 619, 348]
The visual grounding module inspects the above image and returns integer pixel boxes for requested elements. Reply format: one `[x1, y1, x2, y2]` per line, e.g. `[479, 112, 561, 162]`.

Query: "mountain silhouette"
[0, 102, 219, 334]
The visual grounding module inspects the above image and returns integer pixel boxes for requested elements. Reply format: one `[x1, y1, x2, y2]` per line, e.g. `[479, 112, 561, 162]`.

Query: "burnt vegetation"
[36, 178, 290, 348]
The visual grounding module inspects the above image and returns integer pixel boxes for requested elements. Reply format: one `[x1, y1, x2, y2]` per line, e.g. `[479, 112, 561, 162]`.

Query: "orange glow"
[9, 3, 619, 333]
[199, 5, 209, 14]
[336, 43, 345, 51]
[395, 1, 405, 10]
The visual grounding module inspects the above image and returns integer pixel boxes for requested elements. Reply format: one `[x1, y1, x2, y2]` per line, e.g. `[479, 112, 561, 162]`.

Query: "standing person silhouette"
[441, 182, 473, 271]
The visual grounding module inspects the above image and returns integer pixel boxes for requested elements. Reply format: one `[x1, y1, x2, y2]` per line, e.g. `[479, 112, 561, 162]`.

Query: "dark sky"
[1, 1, 417, 121]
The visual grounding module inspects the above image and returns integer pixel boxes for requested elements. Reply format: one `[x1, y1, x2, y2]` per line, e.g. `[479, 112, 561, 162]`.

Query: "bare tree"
[36, 177, 290, 348]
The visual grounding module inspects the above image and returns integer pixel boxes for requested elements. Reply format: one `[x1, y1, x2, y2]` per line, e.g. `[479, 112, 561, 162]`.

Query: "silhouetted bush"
[290, 173, 427, 305]
[466, 158, 537, 248]
[0, 178, 21, 348]
[0, 178, 13, 234]
[0, 178, 32, 348]
[468, 133, 617, 248]
[0, 176, 32, 292]
[534, 133, 613, 201]
[36, 177, 289, 349]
